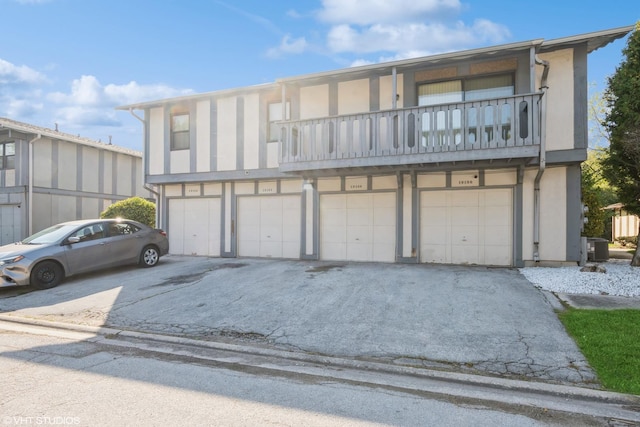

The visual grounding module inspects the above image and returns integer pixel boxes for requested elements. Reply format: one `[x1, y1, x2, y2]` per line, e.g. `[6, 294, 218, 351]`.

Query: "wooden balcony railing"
[278, 93, 542, 172]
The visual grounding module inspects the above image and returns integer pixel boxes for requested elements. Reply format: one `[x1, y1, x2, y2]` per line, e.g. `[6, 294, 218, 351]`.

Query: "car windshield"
[21, 224, 81, 245]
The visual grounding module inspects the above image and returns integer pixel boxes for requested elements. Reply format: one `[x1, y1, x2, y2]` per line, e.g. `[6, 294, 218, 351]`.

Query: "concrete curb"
[1, 312, 639, 423]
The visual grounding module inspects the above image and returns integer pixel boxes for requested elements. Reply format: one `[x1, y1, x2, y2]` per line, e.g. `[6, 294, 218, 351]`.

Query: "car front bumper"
[0, 264, 31, 287]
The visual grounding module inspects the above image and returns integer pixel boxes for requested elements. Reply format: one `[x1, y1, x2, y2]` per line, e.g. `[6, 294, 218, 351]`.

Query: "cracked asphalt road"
[0, 256, 595, 385]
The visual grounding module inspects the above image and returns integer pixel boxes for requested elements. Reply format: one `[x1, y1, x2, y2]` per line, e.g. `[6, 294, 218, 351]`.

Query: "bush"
[100, 197, 156, 227]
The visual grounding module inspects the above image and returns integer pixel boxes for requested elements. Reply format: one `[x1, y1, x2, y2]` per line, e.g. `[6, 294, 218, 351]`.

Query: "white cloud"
[327, 20, 510, 55]
[47, 75, 194, 127]
[317, 0, 461, 25]
[266, 35, 309, 58]
[0, 58, 47, 85]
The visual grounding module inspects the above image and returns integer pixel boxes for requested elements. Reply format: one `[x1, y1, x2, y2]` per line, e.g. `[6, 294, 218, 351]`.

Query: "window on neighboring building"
[0, 142, 15, 170]
[268, 101, 290, 142]
[418, 74, 514, 106]
[171, 113, 190, 150]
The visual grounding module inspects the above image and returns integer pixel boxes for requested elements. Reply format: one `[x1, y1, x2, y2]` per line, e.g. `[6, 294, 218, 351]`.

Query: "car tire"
[30, 261, 64, 290]
[139, 245, 160, 268]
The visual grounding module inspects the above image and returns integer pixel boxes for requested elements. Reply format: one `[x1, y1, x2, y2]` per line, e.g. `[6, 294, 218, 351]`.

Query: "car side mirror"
[67, 236, 81, 244]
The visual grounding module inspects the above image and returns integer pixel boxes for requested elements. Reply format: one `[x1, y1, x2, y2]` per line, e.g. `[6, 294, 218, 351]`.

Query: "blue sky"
[1, 0, 637, 151]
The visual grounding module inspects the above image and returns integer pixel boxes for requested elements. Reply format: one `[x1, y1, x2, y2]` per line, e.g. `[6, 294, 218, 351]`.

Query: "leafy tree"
[601, 22, 640, 265]
[581, 161, 606, 237]
[100, 197, 156, 227]
[582, 149, 618, 239]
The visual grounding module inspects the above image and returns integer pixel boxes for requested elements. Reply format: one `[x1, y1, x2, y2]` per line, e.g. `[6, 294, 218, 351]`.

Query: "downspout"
[533, 55, 549, 262]
[128, 108, 157, 196]
[128, 108, 161, 226]
[28, 134, 42, 236]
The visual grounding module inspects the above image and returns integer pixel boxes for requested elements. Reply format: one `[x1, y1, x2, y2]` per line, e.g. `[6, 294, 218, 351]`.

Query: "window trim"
[267, 101, 291, 143]
[417, 72, 515, 107]
[170, 112, 190, 151]
[0, 142, 16, 170]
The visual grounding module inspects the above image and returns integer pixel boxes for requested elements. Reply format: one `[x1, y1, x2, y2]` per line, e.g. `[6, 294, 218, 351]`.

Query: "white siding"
[244, 93, 260, 170]
[338, 79, 369, 115]
[82, 149, 99, 193]
[149, 107, 164, 175]
[196, 100, 211, 173]
[540, 49, 574, 151]
[300, 84, 329, 119]
[217, 97, 237, 171]
[116, 154, 132, 196]
[57, 142, 76, 190]
[380, 74, 404, 110]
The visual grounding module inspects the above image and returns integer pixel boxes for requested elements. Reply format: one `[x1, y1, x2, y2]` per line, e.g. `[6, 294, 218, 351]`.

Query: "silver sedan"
[0, 219, 169, 290]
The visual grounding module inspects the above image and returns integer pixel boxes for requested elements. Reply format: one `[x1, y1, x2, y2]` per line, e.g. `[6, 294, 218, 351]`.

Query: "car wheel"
[139, 245, 160, 268]
[30, 261, 64, 290]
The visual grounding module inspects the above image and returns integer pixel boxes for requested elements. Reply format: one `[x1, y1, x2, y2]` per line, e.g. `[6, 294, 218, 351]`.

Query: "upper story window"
[0, 142, 15, 170]
[418, 74, 514, 106]
[268, 101, 290, 142]
[171, 113, 190, 150]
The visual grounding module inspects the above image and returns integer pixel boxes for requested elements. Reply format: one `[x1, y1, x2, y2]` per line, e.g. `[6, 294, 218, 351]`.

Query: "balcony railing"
[278, 93, 542, 172]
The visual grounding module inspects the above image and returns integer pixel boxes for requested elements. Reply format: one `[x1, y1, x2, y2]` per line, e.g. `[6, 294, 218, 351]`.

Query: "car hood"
[0, 243, 43, 258]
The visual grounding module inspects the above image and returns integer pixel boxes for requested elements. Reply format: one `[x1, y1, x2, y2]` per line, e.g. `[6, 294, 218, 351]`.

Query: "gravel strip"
[520, 259, 640, 297]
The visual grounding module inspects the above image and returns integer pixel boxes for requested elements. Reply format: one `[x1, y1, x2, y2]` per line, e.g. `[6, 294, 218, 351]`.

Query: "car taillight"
[158, 230, 167, 237]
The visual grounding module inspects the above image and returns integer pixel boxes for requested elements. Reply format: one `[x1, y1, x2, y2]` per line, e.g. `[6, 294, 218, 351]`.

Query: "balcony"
[278, 93, 542, 174]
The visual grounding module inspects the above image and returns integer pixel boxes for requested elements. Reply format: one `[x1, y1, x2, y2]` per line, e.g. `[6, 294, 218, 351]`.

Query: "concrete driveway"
[0, 256, 594, 385]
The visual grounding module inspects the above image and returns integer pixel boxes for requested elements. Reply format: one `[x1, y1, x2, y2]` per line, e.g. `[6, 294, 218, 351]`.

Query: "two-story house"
[0, 118, 148, 245]
[118, 26, 632, 267]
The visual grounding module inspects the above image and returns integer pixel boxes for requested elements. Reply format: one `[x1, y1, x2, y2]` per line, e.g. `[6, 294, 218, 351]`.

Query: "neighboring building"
[605, 203, 640, 242]
[0, 118, 148, 245]
[118, 26, 633, 267]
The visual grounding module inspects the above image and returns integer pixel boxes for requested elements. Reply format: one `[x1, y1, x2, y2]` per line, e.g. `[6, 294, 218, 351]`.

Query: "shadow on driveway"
[0, 256, 595, 385]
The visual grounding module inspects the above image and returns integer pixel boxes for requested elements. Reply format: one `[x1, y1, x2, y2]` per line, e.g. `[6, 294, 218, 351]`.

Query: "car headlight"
[0, 255, 25, 266]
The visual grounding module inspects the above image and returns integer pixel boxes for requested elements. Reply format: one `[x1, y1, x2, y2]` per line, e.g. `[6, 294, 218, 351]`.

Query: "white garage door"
[169, 198, 221, 256]
[0, 204, 21, 245]
[420, 188, 512, 266]
[320, 192, 396, 262]
[237, 195, 301, 258]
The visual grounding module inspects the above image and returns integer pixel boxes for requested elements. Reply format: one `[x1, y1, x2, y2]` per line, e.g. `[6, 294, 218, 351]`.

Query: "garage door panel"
[322, 226, 345, 243]
[451, 206, 479, 224]
[323, 195, 346, 209]
[420, 189, 511, 266]
[347, 225, 372, 244]
[484, 225, 510, 245]
[422, 207, 447, 225]
[422, 244, 447, 263]
[347, 208, 372, 224]
[484, 246, 511, 265]
[374, 193, 396, 208]
[347, 194, 371, 209]
[169, 198, 220, 256]
[374, 207, 396, 226]
[451, 245, 480, 264]
[421, 191, 447, 207]
[320, 192, 396, 262]
[485, 189, 511, 205]
[282, 242, 301, 259]
[373, 225, 395, 241]
[373, 245, 395, 262]
[484, 206, 510, 225]
[451, 191, 478, 206]
[260, 241, 281, 257]
[347, 243, 372, 261]
[422, 225, 447, 244]
[238, 195, 300, 259]
[322, 242, 346, 260]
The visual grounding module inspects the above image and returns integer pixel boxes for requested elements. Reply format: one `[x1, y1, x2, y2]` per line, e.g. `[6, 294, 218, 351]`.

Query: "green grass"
[559, 309, 640, 395]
